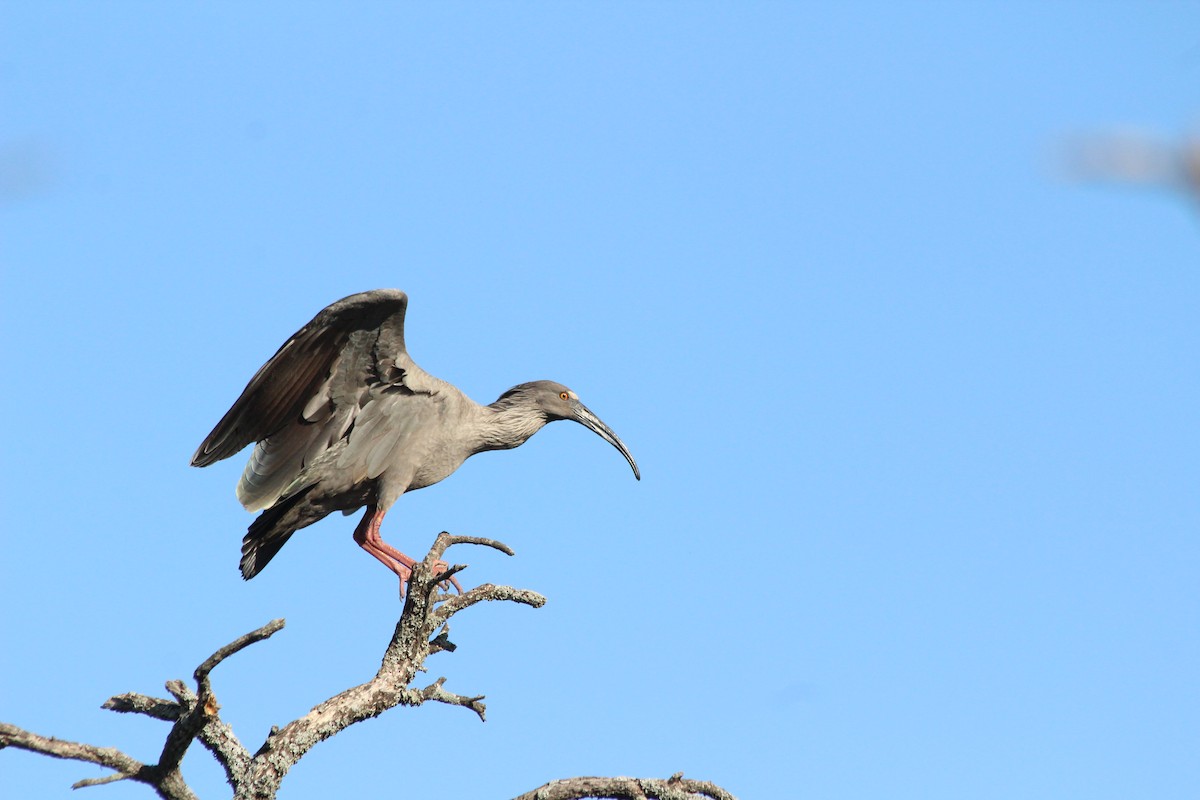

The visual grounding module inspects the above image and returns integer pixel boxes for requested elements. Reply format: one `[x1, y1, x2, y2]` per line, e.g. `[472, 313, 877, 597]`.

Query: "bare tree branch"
[196, 619, 286, 694]
[102, 689, 253, 789]
[512, 773, 738, 800]
[238, 534, 539, 796]
[74, 771, 138, 789]
[0, 618, 280, 798]
[163, 680, 253, 788]
[419, 676, 488, 721]
[0, 722, 147, 777]
[0, 722, 192, 800]
[152, 620, 282, 787]
[429, 531, 517, 559]
[103, 693, 181, 722]
[0, 533, 736, 800]
[434, 581, 547, 623]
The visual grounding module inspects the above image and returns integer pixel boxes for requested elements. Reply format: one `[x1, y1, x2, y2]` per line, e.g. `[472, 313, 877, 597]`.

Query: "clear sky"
[2, 4, 1197, 799]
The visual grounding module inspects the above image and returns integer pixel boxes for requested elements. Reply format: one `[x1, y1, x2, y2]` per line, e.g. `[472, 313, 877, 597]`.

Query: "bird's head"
[496, 380, 640, 480]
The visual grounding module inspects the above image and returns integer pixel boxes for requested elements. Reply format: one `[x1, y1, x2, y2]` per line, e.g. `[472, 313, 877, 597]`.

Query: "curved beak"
[572, 401, 641, 480]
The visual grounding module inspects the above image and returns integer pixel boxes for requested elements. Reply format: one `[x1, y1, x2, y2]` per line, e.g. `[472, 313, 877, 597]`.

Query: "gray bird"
[191, 289, 639, 591]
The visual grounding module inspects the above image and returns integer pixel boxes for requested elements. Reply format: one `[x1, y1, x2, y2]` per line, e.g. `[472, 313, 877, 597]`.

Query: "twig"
[434, 583, 547, 623]
[419, 677, 487, 721]
[103, 693, 181, 721]
[196, 619, 286, 695]
[74, 771, 137, 789]
[429, 531, 517, 560]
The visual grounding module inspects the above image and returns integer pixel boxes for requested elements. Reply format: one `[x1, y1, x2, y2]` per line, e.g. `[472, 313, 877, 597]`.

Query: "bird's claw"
[431, 559, 464, 594]
[396, 559, 463, 598]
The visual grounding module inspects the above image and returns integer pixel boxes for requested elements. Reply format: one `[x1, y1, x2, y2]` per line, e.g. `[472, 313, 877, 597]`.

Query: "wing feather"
[190, 289, 409, 468]
[236, 431, 313, 511]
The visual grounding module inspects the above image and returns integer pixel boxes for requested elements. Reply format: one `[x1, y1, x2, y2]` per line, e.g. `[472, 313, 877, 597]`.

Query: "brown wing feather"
[190, 289, 410, 467]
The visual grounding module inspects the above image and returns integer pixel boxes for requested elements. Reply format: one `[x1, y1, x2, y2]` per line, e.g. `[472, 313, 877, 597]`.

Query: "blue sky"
[2, 4, 1197, 799]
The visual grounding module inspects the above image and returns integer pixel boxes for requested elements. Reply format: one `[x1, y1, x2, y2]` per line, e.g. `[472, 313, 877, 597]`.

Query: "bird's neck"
[474, 400, 550, 453]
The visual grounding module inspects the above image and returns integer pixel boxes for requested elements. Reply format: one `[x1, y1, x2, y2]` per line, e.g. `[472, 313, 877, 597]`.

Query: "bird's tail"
[241, 485, 317, 579]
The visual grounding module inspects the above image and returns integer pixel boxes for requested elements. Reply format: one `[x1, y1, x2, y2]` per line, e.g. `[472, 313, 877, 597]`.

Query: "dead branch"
[102, 689, 251, 788]
[0, 534, 542, 798]
[0, 533, 736, 800]
[512, 773, 738, 800]
[235, 535, 547, 797]
[0, 620, 286, 799]
[0, 723, 153, 790]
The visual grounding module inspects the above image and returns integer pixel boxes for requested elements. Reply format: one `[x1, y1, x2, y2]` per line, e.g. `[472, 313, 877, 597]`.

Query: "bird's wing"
[190, 288, 414, 471]
[244, 321, 447, 510]
[335, 388, 445, 487]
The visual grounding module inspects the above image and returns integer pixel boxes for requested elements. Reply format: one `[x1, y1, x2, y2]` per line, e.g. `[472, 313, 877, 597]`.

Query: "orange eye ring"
[559, 391, 570, 401]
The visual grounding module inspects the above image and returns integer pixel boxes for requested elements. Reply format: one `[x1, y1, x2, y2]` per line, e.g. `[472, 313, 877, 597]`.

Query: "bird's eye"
[559, 391, 570, 401]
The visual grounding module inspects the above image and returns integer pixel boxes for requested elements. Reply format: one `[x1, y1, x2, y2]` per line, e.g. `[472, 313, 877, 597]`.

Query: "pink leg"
[352, 505, 461, 596]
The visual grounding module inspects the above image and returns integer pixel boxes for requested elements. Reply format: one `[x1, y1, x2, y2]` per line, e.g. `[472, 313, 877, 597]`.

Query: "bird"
[191, 289, 640, 594]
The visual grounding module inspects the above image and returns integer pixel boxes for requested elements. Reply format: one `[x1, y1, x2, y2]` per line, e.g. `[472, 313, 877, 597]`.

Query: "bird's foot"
[430, 559, 464, 595]
[353, 512, 462, 598]
[396, 559, 463, 598]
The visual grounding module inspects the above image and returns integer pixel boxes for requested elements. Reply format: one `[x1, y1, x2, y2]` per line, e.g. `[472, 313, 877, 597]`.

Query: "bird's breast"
[406, 442, 469, 491]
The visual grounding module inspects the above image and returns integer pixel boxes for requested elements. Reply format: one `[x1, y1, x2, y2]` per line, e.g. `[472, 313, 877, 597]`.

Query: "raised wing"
[190, 289, 412, 470]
